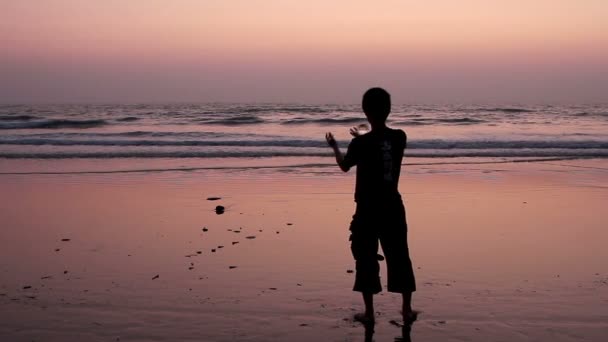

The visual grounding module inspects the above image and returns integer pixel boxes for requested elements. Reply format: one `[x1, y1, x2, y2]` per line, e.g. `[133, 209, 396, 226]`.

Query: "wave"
[0, 115, 37, 121]
[200, 115, 265, 125]
[1, 149, 608, 159]
[480, 107, 536, 113]
[1, 138, 607, 150]
[116, 116, 140, 122]
[393, 117, 486, 126]
[0, 119, 108, 130]
[283, 117, 364, 125]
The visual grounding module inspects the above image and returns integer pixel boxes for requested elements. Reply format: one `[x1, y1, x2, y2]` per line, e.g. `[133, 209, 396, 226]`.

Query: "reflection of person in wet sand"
[325, 88, 417, 325]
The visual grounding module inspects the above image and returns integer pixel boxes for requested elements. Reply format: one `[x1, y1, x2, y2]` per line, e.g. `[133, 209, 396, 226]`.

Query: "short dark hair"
[362, 87, 391, 122]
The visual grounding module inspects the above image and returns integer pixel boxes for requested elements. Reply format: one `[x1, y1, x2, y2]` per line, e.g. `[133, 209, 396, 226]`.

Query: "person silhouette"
[326, 87, 417, 325]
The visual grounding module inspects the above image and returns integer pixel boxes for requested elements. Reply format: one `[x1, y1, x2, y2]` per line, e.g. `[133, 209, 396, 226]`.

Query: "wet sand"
[1, 159, 607, 341]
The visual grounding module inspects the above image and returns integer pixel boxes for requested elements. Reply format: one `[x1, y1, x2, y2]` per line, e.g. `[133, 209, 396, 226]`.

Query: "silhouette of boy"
[325, 87, 416, 324]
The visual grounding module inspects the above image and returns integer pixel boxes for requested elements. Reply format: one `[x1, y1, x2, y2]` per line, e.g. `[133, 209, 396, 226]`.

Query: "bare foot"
[402, 310, 419, 324]
[354, 312, 375, 325]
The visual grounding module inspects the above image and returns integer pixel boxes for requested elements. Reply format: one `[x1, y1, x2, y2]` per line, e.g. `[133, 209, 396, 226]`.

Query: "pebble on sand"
[22, 286, 32, 290]
[246, 236, 256, 239]
[218, 246, 224, 249]
[206, 197, 222, 201]
[63, 270, 68, 274]
[232, 241, 239, 245]
[55, 248, 60, 252]
[211, 249, 216, 252]
[196, 251, 202, 254]
[215, 206, 225, 215]
[152, 274, 159, 280]
[202, 227, 208, 232]
[346, 270, 354, 274]
[269, 287, 277, 290]
[287, 223, 293, 226]
[61, 238, 71, 242]
[229, 266, 237, 269]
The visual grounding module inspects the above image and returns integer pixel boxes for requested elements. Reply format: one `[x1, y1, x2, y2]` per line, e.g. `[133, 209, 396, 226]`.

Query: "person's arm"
[325, 132, 351, 172]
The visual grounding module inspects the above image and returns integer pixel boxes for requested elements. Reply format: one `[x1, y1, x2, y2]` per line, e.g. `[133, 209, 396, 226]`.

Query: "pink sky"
[1, 0, 607, 103]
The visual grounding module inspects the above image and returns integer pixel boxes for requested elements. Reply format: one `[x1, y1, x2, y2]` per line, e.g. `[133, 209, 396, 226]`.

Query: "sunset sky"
[1, 0, 607, 103]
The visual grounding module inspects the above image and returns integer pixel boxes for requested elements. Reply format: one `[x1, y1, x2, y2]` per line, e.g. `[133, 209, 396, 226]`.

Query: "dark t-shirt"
[343, 127, 407, 203]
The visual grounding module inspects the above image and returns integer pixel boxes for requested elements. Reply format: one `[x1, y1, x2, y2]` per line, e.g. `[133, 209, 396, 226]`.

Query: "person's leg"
[402, 292, 417, 323]
[350, 206, 382, 323]
[379, 201, 417, 320]
[354, 292, 375, 324]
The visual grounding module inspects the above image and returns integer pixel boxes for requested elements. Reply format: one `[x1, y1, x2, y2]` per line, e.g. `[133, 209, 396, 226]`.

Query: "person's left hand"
[349, 127, 361, 138]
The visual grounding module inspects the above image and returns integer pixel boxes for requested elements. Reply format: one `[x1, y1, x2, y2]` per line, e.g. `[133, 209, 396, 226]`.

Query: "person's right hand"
[325, 132, 337, 147]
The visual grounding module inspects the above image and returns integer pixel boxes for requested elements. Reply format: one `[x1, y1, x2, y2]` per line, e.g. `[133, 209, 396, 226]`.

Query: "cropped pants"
[349, 200, 416, 294]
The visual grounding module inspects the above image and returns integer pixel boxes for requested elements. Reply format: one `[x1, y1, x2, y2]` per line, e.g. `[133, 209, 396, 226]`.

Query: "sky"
[1, 0, 607, 104]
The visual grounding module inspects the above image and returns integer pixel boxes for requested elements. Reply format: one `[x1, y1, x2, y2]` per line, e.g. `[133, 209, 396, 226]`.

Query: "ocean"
[0, 103, 607, 173]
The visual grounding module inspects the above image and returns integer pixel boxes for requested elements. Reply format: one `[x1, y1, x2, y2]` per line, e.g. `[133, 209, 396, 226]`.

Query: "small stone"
[152, 274, 159, 280]
[269, 287, 277, 290]
[229, 266, 237, 269]
[297, 283, 302, 286]
[232, 241, 239, 245]
[188, 267, 194, 270]
[54, 248, 60, 252]
[61, 238, 71, 242]
[346, 269, 354, 274]
[63, 270, 68, 274]
[22, 286, 32, 290]
[202, 228, 208, 232]
[215, 206, 225, 215]
[246, 236, 256, 239]
[299, 323, 308, 327]
[287, 223, 293, 226]
[41, 276, 52, 280]
[211, 249, 216, 252]
[196, 251, 202, 254]
[206, 197, 221, 201]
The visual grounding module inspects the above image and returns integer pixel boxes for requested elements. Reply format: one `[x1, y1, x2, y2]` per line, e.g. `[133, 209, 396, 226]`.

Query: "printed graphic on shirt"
[381, 140, 393, 181]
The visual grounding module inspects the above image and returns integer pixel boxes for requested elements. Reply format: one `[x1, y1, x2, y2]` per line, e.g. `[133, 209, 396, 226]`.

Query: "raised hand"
[350, 124, 369, 138]
[325, 132, 337, 147]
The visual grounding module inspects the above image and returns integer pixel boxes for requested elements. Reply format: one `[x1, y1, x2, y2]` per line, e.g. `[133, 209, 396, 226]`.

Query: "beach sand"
[1, 159, 607, 341]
